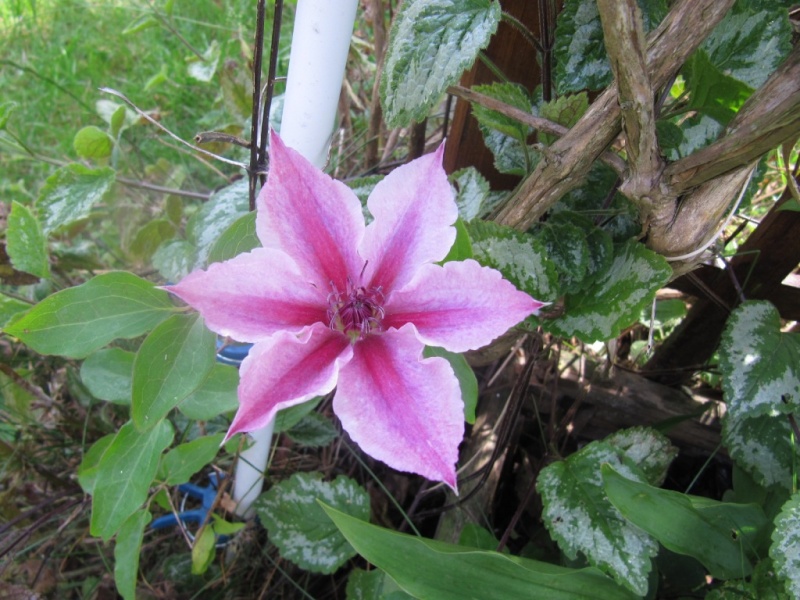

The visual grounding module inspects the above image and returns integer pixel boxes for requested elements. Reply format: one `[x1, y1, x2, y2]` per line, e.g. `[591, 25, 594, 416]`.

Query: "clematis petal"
[256, 131, 365, 291]
[360, 143, 457, 293]
[384, 260, 545, 353]
[226, 324, 353, 440]
[334, 325, 463, 489]
[166, 248, 328, 343]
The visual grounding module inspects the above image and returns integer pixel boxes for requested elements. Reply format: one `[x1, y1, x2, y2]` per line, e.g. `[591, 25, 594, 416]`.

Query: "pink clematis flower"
[167, 131, 544, 489]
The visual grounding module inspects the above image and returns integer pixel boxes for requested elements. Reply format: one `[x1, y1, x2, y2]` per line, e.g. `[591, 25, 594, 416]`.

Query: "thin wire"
[99, 87, 246, 169]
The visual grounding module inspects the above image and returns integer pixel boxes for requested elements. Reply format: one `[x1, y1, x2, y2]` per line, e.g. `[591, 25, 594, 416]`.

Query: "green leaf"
[191, 526, 217, 575]
[450, 167, 490, 222]
[705, 559, 791, 600]
[114, 509, 151, 600]
[187, 179, 249, 265]
[468, 219, 560, 302]
[4, 272, 177, 358]
[719, 301, 800, 420]
[777, 198, 800, 213]
[286, 412, 339, 447]
[470, 82, 532, 141]
[253, 472, 370, 574]
[602, 465, 766, 579]
[6, 201, 49, 279]
[152, 239, 196, 282]
[76, 433, 115, 494]
[207, 211, 258, 265]
[109, 105, 128, 139]
[80, 348, 135, 404]
[0, 101, 18, 130]
[441, 218, 473, 263]
[90, 420, 173, 540]
[36, 163, 116, 235]
[178, 363, 239, 421]
[723, 412, 799, 490]
[273, 396, 323, 433]
[73, 125, 114, 159]
[424, 346, 478, 424]
[209, 514, 245, 536]
[128, 219, 176, 263]
[701, 4, 792, 89]
[162, 433, 224, 486]
[549, 240, 671, 342]
[347, 567, 414, 600]
[323, 503, 638, 599]
[605, 426, 678, 487]
[554, 162, 640, 242]
[132, 314, 216, 430]
[684, 50, 753, 125]
[537, 441, 658, 595]
[539, 92, 588, 144]
[458, 523, 501, 551]
[0, 294, 32, 328]
[122, 13, 159, 35]
[381, 0, 501, 126]
[187, 40, 221, 83]
[347, 175, 384, 224]
[770, 491, 800, 599]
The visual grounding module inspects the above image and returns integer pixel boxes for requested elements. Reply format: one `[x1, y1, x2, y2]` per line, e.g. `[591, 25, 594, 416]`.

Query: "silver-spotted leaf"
[719, 301, 800, 420]
[450, 167, 490, 222]
[549, 240, 671, 342]
[254, 472, 370, 574]
[537, 441, 658, 595]
[701, 4, 792, 89]
[770, 491, 800, 599]
[723, 412, 799, 490]
[605, 426, 677, 487]
[468, 219, 560, 302]
[381, 0, 501, 126]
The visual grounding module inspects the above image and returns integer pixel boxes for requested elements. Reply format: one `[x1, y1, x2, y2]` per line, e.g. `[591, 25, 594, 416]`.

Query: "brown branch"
[492, 0, 734, 230]
[446, 85, 627, 175]
[646, 46, 800, 260]
[597, 0, 662, 201]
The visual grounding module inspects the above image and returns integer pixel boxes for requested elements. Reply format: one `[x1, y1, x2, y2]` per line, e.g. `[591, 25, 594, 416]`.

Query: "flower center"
[327, 278, 385, 341]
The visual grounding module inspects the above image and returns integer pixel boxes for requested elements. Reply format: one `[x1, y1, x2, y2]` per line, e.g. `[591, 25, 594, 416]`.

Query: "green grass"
[0, 0, 269, 200]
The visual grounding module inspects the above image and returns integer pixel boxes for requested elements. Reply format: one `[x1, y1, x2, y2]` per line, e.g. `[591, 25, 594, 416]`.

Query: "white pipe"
[233, 0, 359, 518]
[280, 0, 359, 168]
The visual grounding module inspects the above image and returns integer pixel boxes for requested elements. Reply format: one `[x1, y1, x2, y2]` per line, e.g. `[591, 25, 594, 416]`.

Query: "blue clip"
[216, 339, 253, 367]
[151, 473, 226, 537]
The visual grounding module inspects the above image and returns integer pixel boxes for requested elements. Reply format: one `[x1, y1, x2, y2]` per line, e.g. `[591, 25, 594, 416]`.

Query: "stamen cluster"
[327, 278, 385, 340]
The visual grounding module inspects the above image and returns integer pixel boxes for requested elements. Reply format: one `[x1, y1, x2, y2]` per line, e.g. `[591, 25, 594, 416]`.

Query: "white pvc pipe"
[233, 0, 359, 518]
